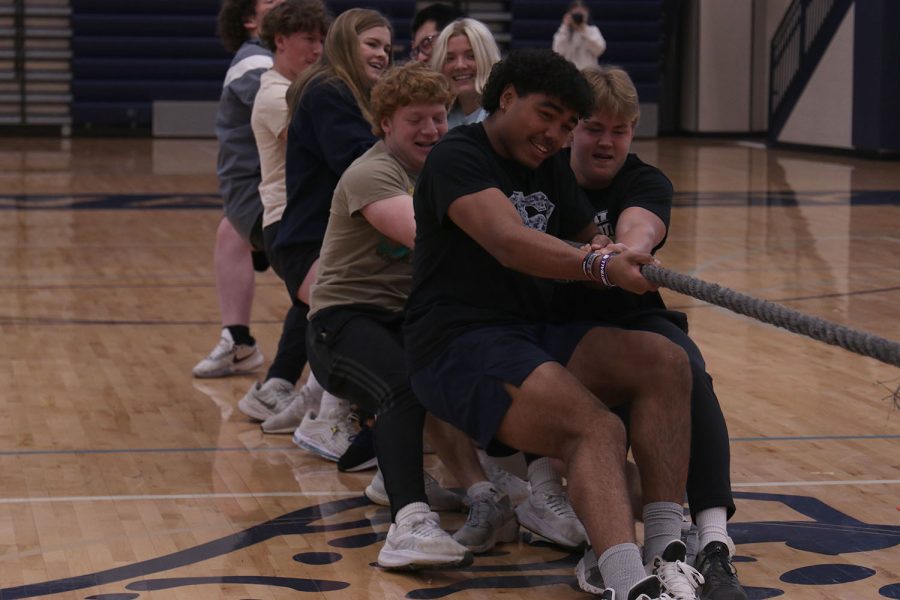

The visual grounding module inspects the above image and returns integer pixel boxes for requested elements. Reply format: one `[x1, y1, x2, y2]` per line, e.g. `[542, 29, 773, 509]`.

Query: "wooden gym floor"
[0, 136, 898, 599]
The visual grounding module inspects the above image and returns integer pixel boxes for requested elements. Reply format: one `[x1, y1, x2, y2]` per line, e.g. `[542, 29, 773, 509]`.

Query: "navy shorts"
[409, 321, 602, 453]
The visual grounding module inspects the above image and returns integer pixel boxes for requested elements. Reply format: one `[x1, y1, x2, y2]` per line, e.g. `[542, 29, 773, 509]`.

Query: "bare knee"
[561, 407, 627, 462]
[625, 331, 692, 406]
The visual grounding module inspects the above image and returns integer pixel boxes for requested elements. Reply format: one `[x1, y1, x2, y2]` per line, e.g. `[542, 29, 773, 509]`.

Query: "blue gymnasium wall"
[70, 1, 665, 134]
[851, 0, 900, 154]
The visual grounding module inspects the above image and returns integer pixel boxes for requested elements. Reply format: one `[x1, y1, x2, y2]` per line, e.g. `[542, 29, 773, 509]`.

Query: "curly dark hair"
[482, 48, 594, 118]
[259, 0, 331, 51]
[218, 0, 259, 54]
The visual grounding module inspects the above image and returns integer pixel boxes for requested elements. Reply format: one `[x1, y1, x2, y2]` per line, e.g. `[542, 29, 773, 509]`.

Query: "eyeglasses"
[410, 33, 437, 61]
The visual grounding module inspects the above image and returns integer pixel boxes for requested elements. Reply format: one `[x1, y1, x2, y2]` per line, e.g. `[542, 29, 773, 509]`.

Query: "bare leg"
[214, 217, 255, 327]
[424, 414, 488, 489]
[566, 328, 691, 506]
[495, 361, 633, 551]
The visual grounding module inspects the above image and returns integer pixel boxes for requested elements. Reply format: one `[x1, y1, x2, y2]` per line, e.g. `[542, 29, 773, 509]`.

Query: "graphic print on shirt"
[592, 209, 612, 236]
[375, 181, 414, 263]
[376, 237, 412, 263]
[510, 191, 555, 232]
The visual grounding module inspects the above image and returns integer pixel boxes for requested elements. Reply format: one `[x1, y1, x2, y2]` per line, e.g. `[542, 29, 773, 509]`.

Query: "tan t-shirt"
[251, 68, 290, 228]
[310, 141, 416, 316]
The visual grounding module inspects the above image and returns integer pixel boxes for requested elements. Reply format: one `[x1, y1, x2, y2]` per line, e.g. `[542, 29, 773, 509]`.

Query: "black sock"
[225, 324, 254, 346]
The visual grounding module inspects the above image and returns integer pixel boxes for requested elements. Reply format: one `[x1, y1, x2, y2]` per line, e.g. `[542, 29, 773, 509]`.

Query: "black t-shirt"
[553, 151, 674, 322]
[405, 123, 594, 370]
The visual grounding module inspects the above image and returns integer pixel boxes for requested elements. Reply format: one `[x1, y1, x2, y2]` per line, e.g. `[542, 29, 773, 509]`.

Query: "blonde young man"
[562, 65, 747, 600]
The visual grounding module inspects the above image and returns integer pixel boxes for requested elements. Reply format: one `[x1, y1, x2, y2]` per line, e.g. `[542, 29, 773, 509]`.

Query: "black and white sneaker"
[337, 421, 377, 472]
[694, 541, 748, 600]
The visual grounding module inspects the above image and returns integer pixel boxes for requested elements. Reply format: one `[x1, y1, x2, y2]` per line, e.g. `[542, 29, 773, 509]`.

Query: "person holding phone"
[552, 0, 606, 70]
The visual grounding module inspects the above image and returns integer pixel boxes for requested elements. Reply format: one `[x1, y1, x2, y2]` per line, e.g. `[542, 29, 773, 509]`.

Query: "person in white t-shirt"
[552, 0, 607, 70]
[238, 0, 333, 426]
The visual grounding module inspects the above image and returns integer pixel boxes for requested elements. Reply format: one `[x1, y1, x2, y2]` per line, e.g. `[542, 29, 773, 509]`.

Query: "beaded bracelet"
[582, 251, 601, 282]
[598, 252, 618, 288]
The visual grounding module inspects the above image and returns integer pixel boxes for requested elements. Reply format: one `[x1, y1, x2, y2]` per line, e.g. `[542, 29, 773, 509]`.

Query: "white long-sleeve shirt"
[552, 24, 606, 70]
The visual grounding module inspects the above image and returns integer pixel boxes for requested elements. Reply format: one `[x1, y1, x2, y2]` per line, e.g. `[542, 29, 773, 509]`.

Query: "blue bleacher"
[71, 0, 415, 132]
[71, 1, 666, 131]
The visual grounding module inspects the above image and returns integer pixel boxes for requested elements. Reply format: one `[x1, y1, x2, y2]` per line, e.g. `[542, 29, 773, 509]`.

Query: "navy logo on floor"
[3, 491, 898, 599]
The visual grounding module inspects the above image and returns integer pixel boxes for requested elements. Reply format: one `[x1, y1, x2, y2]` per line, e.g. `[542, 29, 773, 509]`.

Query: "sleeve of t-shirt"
[417, 133, 500, 225]
[252, 77, 288, 139]
[229, 64, 268, 109]
[622, 165, 674, 229]
[342, 154, 409, 216]
[303, 82, 378, 176]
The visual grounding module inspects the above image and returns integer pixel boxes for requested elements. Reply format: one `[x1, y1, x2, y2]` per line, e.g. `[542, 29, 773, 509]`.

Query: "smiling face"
[359, 25, 392, 84]
[570, 109, 634, 189]
[441, 34, 477, 98]
[276, 30, 324, 80]
[382, 102, 448, 173]
[489, 86, 579, 169]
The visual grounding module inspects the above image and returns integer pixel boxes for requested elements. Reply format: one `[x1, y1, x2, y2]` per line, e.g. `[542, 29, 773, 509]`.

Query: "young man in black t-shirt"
[405, 49, 695, 600]
[564, 65, 748, 600]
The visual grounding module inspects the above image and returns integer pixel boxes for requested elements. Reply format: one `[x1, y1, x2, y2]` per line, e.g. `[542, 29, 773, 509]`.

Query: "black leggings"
[624, 313, 735, 520]
[262, 222, 315, 384]
[307, 306, 426, 520]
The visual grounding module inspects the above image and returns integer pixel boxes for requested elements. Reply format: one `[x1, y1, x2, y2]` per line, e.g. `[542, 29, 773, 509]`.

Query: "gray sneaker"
[515, 487, 587, 549]
[237, 378, 295, 421]
[452, 488, 518, 553]
[477, 451, 530, 506]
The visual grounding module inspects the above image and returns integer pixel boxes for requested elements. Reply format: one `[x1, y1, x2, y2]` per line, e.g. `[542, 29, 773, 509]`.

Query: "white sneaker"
[515, 487, 587, 549]
[365, 469, 390, 506]
[292, 407, 354, 462]
[237, 378, 294, 421]
[477, 451, 530, 506]
[453, 488, 519, 553]
[260, 383, 320, 433]
[575, 553, 674, 600]
[575, 546, 605, 595]
[192, 329, 264, 378]
[377, 502, 473, 570]
[648, 540, 704, 600]
[365, 469, 466, 512]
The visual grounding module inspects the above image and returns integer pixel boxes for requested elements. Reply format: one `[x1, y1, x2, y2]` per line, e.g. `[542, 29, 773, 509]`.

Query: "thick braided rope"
[641, 264, 900, 368]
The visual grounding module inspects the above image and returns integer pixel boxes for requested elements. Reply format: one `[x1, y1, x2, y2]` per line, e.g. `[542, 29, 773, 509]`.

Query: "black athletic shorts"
[409, 320, 600, 453]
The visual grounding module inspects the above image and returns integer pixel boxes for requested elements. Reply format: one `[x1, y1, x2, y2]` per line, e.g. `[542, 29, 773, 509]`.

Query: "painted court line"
[0, 491, 362, 505]
[731, 478, 900, 488]
[0, 479, 898, 505]
[3, 433, 899, 457]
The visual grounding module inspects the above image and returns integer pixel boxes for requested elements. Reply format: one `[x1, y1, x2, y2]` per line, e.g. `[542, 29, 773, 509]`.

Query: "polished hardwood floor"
[0, 136, 898, 599]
